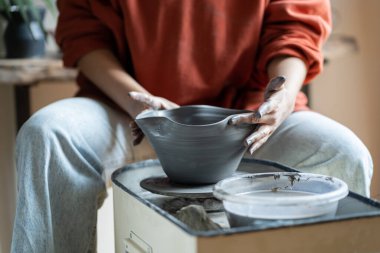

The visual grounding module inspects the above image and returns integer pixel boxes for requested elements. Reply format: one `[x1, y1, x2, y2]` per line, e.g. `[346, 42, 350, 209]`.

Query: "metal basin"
[135, 105, 255, 184]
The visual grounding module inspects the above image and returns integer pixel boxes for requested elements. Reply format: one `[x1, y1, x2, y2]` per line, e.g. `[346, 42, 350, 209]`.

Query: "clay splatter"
[288, 173, 301, 187]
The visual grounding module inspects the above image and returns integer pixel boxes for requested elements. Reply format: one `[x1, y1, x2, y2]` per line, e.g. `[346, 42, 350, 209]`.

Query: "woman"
[11, 0, 372, 252]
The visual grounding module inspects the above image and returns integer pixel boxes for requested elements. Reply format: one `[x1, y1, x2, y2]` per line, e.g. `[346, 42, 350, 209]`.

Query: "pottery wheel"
[140, 176, 215, 198]
[140, 172, 247, 198]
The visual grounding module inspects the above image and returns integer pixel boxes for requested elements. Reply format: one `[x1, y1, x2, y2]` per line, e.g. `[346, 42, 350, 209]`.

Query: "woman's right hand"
[128, 91, 179, 145]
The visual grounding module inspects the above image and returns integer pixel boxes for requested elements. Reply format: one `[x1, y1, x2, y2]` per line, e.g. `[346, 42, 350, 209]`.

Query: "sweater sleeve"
[55, 0, 114, 67]
[254, 0, 332, 85]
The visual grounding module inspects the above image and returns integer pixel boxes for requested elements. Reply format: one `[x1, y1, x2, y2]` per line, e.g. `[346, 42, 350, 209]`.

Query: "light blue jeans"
[11, 97, 373, 253]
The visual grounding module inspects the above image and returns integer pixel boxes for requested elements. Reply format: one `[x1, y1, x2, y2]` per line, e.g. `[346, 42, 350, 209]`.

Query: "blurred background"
[0, 0, 379, 252]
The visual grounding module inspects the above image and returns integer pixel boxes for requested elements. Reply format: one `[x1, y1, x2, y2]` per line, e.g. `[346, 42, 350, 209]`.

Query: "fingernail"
[249, 144, 258, 155]
[229, 117, 238, 125]
[246, 134, 257, 144]
[269, 76, 286, 90]
[272, 75, 286, 84]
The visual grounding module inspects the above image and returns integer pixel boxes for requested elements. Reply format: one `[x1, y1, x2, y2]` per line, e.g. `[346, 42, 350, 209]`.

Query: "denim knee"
[16, 110, 60, 151]
[338, 138, 373, 196]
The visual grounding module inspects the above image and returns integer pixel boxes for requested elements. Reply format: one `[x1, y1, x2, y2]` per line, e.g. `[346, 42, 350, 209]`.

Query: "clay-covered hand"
[128, 91, 179, 145]
[229, 76, 295, 154]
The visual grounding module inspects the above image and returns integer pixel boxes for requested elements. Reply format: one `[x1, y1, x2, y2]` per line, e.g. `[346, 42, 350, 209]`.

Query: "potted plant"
[0, 0, 57, 58]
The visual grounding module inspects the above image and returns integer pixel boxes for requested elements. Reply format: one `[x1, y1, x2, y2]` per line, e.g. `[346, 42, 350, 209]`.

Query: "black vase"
[3, 7, 46, 59]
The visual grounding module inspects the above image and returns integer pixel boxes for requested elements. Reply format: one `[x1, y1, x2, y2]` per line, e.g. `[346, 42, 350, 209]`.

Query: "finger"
[129, 92, 162, 110]
[256, 100, 279, 118]
[129, 120, 144, 138]
[161, 98, 180, 110]
[256, 103, 271, 118]
[245, 125, 273, 147]
[133, 132, 145, 146]
[132, 127, 142, 136]
[229, 112, 260, 125]
[248, 134, 271, 155]
[229, 108, 278, 125]
[129, 121, 142, 134]
[129, 121, 138, 129]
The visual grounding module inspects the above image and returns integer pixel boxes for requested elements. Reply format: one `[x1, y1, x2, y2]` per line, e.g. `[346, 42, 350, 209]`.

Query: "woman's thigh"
[248, 111, 373, 196]
[19, 97, 155, 183]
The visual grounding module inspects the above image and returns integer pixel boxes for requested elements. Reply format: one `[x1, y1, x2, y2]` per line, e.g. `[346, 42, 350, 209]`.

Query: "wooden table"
[0, 56, 77, 130]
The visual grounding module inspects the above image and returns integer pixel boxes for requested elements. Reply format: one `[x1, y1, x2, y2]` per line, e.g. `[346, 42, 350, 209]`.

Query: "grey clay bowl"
[135, 105, 255, 184]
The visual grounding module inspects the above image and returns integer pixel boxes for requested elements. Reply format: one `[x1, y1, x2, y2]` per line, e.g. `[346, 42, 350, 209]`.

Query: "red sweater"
[56, 0, 331, 111]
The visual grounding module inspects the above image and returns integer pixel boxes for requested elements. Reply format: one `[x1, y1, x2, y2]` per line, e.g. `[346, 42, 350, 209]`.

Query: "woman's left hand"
[128, 91, 179, 146]
[229, 76, 296, 154]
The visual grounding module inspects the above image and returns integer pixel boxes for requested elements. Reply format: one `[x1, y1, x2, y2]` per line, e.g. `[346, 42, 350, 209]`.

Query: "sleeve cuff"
[256, 39, 324, 85]
[61, 37, 112, 68]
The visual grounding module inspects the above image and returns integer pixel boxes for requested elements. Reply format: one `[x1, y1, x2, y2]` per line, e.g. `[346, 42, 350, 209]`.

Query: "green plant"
[0, 0, 57, 22]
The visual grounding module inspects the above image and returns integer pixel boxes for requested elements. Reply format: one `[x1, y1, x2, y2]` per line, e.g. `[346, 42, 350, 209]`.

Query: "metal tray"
[112, 159, 380, 237]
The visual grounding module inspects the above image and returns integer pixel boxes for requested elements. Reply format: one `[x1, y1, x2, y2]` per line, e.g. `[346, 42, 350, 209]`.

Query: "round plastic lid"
[213, 172, 349, 207]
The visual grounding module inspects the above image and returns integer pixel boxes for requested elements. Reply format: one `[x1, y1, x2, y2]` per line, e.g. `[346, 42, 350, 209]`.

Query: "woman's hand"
[129, 91, 179, 145]
[229, 76, 296, 154]
[230, 56, 307, 154]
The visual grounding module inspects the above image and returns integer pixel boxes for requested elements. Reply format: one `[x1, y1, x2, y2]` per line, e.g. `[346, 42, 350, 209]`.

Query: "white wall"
[312, 0, 380, 199]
